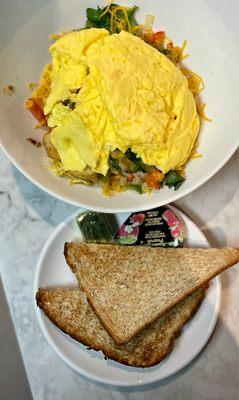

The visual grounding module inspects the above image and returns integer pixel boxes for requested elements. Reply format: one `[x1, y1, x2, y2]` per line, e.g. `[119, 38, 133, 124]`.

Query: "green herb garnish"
[164, 170, 185, 190]
[86, 7, 102, 23]
[86, 6, 110, 29]
[85, 4, 138, 34]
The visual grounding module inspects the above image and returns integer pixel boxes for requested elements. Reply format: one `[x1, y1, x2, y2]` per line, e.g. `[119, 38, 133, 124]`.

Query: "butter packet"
[76, 212, 114, 242]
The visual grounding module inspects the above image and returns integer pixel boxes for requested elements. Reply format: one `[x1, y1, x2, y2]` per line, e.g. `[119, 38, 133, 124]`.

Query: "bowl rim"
[1, 139, 238, 213]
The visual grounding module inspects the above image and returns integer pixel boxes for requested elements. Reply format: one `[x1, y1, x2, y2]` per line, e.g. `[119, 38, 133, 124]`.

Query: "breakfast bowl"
[0, 0, 238, 213]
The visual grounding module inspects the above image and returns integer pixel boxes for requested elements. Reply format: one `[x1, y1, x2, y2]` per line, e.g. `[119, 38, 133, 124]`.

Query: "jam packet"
[114, 206, 184, 247]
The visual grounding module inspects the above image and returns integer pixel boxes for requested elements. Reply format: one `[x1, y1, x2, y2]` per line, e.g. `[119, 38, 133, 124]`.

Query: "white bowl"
[0, 0, 238, 212]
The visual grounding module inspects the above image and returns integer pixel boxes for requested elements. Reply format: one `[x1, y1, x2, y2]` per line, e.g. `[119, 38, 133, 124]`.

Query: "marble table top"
[0, 147, 238, 400]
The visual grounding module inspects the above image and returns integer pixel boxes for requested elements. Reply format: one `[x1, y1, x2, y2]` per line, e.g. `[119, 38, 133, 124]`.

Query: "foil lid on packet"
[76, 212, 114, 242]
[114, 206, 184, 247]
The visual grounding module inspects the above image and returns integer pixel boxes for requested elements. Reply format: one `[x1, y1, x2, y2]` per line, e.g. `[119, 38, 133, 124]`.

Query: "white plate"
[0, 0, 239, 212]
[34, 206, 221, 387]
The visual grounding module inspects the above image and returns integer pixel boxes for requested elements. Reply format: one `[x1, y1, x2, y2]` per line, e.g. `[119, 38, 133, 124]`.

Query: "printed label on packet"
[114, 206, 184, 247]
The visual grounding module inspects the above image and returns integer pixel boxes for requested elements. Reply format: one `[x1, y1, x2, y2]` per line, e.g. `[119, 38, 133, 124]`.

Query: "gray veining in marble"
[0, 147, 238, 400]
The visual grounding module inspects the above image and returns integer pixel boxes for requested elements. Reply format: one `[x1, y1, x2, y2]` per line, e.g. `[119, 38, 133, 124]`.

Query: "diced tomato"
[26, 98, 47, 125]
[154, 31, 166, 43]
[145, 170, 165, 189]
[127, 173, 135, 182]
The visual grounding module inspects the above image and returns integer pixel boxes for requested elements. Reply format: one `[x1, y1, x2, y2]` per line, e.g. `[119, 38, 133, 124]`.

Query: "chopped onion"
[144, 15, 155, 26]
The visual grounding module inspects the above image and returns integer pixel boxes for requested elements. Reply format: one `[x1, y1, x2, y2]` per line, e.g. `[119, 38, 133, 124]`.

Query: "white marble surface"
[0, 147, 238, 400]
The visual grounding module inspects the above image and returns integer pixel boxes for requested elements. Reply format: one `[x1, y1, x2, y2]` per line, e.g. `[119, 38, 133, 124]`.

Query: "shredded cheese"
[99, 0, 113, 19]
[197, 103, 212, 122]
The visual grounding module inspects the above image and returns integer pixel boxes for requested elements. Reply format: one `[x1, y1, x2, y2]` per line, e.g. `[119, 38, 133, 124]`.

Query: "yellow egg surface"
[44, 28, 200, 175]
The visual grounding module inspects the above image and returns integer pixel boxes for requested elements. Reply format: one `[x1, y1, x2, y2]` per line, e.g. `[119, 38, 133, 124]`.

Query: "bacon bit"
[3, 85, 14, 95]
[27, 138, 41, 147]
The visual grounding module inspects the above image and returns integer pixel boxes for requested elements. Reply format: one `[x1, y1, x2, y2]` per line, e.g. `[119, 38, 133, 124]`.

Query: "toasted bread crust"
[36, 286, 206, 368]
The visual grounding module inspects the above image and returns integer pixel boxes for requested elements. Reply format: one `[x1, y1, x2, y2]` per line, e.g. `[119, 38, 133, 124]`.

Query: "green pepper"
[125, 149, 146, 172]
[127, 184, 143, 194]
[164, 170, 185, 190]
[108, 157, 121, 172]
[101, 170, 111, 184]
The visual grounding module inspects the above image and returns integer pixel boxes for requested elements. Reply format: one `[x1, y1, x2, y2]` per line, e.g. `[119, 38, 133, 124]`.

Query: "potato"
[43, 131, 60, 161]
[65, 167, 99, 184]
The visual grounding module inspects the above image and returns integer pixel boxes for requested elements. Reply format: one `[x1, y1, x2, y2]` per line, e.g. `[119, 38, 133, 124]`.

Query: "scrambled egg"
[44, 28, 199, 175]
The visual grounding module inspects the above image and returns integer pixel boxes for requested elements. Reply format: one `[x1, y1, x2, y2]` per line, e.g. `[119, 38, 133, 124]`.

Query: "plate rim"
[34, 207, 221, 387]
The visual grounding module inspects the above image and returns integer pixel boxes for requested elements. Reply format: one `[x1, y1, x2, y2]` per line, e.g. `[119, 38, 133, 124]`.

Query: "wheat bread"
[64, 243, 239, 344]
[36, 286, 206, 367]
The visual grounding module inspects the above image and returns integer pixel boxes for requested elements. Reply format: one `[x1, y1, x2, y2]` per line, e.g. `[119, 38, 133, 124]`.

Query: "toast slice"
[36, 286, 206, 367]
[64, 243, 239, 344]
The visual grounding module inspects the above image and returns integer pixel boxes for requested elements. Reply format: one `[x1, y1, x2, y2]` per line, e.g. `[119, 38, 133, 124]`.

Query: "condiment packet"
[76, 212, 114, 242]
[114, 206, 184, 247]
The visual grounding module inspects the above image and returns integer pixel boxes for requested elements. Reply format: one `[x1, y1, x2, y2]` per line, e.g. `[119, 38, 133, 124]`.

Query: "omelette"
[26, 4, 203, 194]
